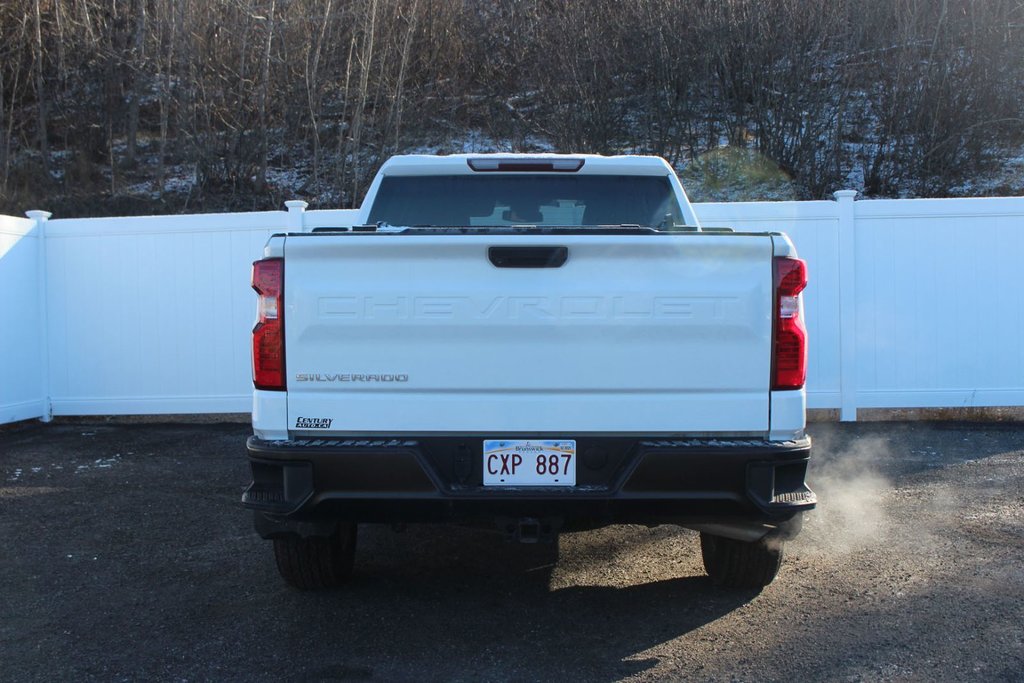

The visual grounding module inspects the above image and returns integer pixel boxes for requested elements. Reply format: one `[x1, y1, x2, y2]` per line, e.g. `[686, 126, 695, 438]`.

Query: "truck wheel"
[699, 531, 783, 589]
[272, 523, 357, 590]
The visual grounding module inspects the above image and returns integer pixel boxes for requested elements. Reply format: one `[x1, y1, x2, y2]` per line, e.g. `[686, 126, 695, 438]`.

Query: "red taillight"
[252, 258, 285, 390]
[772, 257, 808, 390]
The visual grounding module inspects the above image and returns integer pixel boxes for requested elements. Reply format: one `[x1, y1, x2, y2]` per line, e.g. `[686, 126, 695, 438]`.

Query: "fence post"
[285, 200, 308, 232]
[26, 209, 52, 423]
[834, 190, 858, 422]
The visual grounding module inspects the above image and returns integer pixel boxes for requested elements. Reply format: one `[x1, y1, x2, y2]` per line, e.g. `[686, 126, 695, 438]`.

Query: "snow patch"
[74, 455, 122, 473]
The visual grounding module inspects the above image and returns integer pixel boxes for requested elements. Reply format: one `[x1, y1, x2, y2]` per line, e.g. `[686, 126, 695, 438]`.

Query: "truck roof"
[377, 153, 676, 177]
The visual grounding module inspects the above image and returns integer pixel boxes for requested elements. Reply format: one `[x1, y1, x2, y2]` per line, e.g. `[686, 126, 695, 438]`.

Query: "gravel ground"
[1, 420, 1022, 682]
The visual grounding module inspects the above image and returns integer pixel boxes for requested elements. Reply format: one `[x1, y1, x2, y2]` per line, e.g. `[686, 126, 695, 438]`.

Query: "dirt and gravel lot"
[1, 420, 1022, 682]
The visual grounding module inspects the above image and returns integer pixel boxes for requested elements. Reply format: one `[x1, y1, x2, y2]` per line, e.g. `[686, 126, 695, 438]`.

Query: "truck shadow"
[267, 524, 758, 681]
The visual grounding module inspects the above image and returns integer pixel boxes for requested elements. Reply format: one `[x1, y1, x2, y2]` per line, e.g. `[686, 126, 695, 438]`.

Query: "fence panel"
[853, 197, 1024, 408]
[44, 212, 286, 415]
[0, 214, 46, 423]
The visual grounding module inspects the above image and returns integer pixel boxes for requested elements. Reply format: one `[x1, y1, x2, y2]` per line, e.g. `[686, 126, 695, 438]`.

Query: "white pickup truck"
[243, 153, 816, 590]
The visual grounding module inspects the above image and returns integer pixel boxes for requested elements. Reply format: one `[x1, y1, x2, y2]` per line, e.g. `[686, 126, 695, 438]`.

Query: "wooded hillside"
[2, 0, 1022, 215]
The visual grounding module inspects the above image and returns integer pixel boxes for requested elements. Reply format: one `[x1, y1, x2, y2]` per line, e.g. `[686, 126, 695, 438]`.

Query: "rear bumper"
[243, 435, 815, 535]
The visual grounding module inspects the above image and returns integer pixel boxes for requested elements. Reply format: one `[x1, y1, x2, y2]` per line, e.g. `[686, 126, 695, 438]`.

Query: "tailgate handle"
[488, 246, 568, 268]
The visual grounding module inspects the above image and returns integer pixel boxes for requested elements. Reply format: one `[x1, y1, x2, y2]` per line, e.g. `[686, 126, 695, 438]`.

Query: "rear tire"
[700, 531, 783, 589]
[272, 523, 357, 590]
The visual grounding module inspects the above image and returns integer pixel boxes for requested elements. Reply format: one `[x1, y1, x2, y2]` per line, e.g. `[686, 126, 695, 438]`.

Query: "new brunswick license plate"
[482, 440, 576, 486]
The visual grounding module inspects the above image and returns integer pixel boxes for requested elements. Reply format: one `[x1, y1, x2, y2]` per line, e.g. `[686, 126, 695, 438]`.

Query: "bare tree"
[31, 0, 50, 180]
[125, 0, 148, 166]
[256, 0, 277, 192]
[2, 0, 1023, 216]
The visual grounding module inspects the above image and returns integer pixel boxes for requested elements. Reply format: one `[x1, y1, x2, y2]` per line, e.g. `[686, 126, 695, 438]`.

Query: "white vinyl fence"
[1, 212, 47, 424]
[2, 193, 1022, 424]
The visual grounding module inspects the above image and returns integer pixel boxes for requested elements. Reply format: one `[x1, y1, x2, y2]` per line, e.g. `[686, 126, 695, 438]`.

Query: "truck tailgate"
[283, 233, 773, 435]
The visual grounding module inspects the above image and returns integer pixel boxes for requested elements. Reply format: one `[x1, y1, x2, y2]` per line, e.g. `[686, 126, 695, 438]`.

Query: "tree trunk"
[257, 0, 277, 192]
[349, 0, 378, 205]
[306, 0, 332, 187]
[126, 0, 148, 166]
[157, 1, 178, 195]
[388, 0, 419, 157]
[0, 63, 7, 194]
[32, 0, 50, 180]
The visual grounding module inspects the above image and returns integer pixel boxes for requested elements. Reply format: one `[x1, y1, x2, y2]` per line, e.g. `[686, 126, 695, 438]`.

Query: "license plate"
[483, 440, 576, 486]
